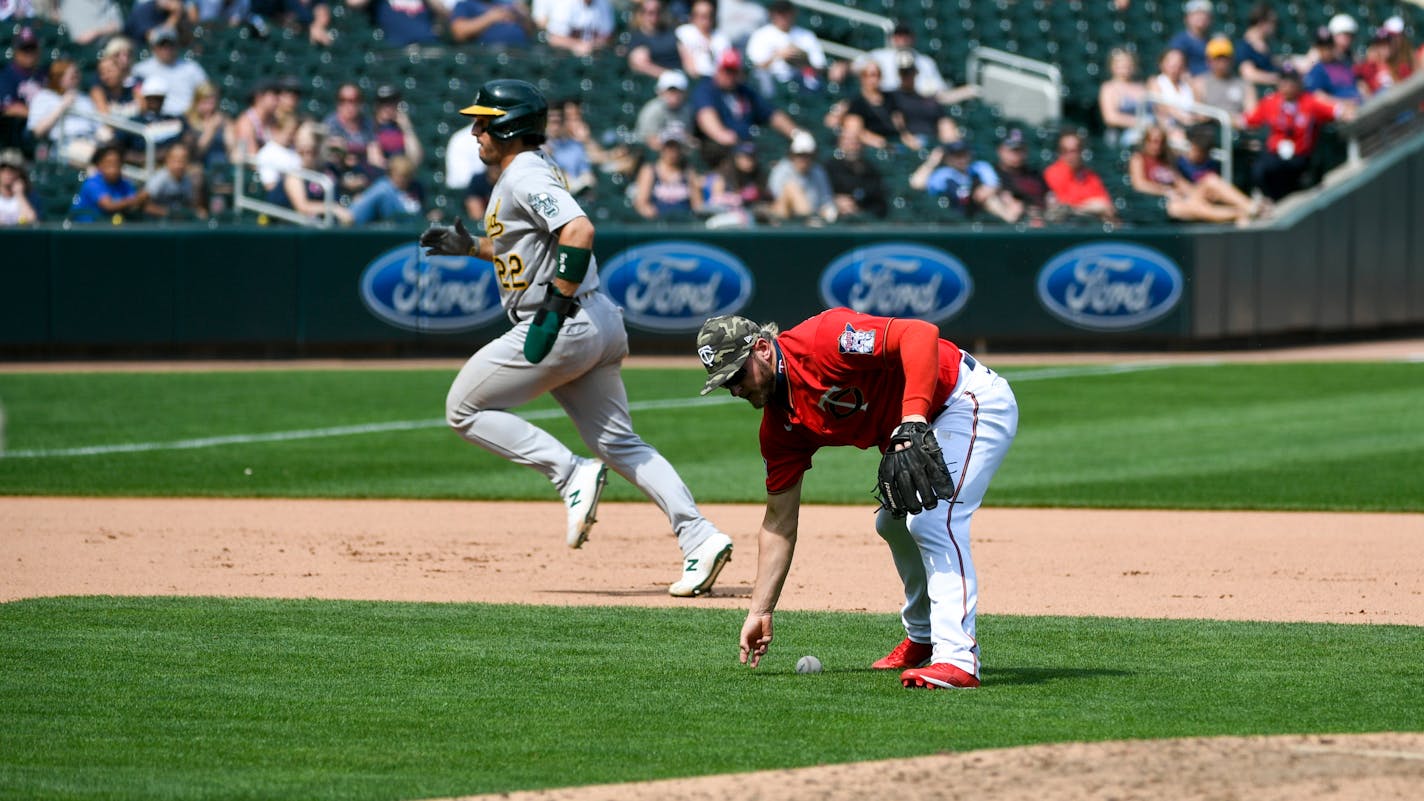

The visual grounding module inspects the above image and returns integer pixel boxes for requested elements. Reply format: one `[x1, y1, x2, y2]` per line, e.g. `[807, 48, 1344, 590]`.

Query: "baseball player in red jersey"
[696, 309, 1018, 688]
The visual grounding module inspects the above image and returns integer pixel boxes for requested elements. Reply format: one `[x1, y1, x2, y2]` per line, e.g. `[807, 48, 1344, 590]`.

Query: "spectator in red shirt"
[1043, 131, 1117, 223]
[1242, 67, 1354, 201]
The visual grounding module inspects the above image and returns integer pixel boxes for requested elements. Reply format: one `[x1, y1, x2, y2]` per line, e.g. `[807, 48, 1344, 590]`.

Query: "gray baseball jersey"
[444, 145, 723, 560]
[484, 149, 601, 322]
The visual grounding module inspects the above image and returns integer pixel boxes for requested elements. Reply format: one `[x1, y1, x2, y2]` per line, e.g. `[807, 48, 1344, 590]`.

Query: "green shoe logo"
[685, 558, 698, 572]
[568, 490, 581, 508]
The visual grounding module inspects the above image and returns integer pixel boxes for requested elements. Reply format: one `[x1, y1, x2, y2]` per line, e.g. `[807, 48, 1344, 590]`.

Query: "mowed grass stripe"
[0, 363, 1419, 510]
[0, 363, 1162, 460]
[1002, 385, 1424, 486]
[0, 396, 743, 459]
[1, 597, 1420, 801]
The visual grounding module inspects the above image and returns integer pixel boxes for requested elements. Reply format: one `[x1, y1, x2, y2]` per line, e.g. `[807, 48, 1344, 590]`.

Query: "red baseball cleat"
[901, 662, 980, 689]
[871, 637, 933, 670]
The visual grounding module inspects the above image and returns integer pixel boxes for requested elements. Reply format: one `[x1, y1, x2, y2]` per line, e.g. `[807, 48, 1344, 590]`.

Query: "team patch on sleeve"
[528, 191, 560, 218]
[837, 323, 877, 355]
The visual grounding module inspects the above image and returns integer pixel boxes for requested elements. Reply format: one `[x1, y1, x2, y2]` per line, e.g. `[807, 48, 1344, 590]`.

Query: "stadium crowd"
[1, 0, 1421, 228]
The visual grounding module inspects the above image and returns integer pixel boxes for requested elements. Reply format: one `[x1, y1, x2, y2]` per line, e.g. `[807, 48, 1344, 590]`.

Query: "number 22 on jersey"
[484, 199, 527, 290]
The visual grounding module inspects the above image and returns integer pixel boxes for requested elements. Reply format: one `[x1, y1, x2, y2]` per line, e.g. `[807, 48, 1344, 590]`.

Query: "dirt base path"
[4, 499, 1423, 626]
[446, 733, 1424, 801]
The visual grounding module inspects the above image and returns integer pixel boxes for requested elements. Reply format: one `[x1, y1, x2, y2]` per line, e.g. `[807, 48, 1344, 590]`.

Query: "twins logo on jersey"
[838, 324, 876, 355]
[818, 385, 868, 419]
[528, 191, 559, 218]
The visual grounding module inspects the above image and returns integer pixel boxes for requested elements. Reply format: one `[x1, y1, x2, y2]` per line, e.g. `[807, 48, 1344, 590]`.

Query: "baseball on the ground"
[796, 655, 823, 674]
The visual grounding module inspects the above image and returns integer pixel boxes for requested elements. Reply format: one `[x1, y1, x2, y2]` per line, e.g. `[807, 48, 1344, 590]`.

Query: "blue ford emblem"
[1037, 242, 1184, 331]
[602, 241, 754, 331]
[818, 243, 973, 322]
[359, 244, 505, 332]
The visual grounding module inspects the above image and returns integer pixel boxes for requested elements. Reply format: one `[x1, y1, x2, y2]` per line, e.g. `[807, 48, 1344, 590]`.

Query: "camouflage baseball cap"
[696, 315, 764, 395]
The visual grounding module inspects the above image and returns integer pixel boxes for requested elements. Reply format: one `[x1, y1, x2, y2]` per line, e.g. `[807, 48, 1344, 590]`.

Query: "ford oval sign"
[818, 243, 973, 322]
[601, 241, 754, 331]
[1037, 242, 1184, 331]
[359, 244, 505, 332]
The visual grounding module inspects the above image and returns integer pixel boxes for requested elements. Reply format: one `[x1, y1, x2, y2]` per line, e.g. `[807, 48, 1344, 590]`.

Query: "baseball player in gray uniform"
[419, 79, 733, 597]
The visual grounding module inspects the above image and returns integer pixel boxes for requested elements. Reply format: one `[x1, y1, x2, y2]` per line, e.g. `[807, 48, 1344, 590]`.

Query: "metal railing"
[1136, 93, 1236, 186]
[232, 155, 340, 228]
[57, 108, 172, 182]
[789, 0, 892, 62]
[1338, 69, 1424, 163]
[967, 47, 1063, 125]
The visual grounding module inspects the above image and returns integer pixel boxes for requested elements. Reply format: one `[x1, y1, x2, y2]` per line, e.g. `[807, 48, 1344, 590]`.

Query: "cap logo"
[698, 345, 716, 367]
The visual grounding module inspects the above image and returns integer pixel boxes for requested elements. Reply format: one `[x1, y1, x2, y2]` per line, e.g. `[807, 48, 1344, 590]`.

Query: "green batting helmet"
[460, 79, 548, 141]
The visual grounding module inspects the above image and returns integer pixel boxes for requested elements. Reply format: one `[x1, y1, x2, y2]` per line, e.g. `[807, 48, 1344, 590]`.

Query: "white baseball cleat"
[563, 457, 608, 549]
[668, 531, 733, 597]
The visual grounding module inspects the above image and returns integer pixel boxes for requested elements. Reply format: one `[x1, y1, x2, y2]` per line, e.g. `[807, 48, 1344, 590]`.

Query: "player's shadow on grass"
[986, 666, 1131, 686]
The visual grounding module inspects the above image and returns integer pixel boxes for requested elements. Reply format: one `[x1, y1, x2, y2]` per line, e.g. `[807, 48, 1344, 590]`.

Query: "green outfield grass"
[1, 362, 1421, 510]
[2, 596, 1420, 801]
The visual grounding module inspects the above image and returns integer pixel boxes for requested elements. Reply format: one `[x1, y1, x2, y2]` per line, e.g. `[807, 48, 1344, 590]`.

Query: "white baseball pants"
[875, 352, 1018, 677]
[445, 291, 722, 553]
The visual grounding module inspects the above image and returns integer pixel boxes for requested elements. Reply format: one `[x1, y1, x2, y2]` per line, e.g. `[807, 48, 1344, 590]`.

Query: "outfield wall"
[2, 141, 1420, 356]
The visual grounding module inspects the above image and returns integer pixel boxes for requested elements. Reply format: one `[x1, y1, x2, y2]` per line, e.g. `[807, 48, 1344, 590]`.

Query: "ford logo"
[602, 241, 754, 331]
[359, 244, 505, 332]
[1037, 242, 1184, 331]
[818, 243, 973, 322]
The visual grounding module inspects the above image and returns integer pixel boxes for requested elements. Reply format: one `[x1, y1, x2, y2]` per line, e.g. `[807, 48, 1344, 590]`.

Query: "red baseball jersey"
[1243, 91, 1338, 158]
[759, 308, 962, 494]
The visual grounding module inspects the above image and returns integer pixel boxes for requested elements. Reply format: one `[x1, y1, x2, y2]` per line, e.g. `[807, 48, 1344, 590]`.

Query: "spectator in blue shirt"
[544, 100, 595, 196]
[1167, 0, 1214, 76]
[1, 26, 45, 154]
[910, 139, 1022, 223]
[1235, 3, 1282, 87]
[347, 0, 439, 48]
[449, 0, 532, 48]
[1306, 15, 1362, 105]
[690, 48, 802, 169]
[71, 145, 149, 222]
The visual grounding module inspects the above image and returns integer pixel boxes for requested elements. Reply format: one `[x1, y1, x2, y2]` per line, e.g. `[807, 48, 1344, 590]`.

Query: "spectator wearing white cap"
[1167, 0, 1214, 76]
[1377, 16, 1417, 82]
[1305, 17, 1364, 104]
[768, 130, 836, 224]
[635, 69, 693, 152]
[117, 72, 187, 164]
[131, 27, 209, 117]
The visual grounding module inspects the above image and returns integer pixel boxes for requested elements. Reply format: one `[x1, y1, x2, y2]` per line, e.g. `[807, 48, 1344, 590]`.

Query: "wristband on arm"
[555, 244, 592, 283]
[523, 285, 581, 364]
